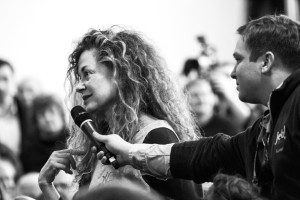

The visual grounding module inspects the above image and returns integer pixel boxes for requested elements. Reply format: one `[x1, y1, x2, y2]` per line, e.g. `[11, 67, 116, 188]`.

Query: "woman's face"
[37, 105, 65, 140]
[76, 49, 117, 116]
[0, 159, 16, 198]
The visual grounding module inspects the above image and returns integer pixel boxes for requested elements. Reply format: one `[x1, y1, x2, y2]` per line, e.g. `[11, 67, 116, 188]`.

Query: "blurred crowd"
[0, 59, 75, 200]
[0, 34, 265, 200]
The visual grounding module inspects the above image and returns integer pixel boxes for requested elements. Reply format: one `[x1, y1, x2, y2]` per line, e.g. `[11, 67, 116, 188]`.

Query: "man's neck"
[261, 68, 292, 106]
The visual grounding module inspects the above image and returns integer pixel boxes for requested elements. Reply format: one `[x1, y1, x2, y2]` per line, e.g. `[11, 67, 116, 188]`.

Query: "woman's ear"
[261, 51, 275, 73]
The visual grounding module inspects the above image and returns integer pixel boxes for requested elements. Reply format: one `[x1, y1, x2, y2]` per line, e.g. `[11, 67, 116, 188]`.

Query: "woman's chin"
[85, 104, 96, 113]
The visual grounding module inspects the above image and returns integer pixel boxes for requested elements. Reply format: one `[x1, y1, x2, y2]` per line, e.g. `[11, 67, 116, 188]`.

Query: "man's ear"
[261, 51, 275, 73]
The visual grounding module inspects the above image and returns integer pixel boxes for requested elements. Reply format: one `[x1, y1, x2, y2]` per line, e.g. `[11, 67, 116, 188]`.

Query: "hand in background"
[210, 71, 251, 130]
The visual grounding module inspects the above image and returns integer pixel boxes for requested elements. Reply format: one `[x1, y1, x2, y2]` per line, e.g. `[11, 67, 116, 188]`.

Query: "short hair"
[207, 173, 263, 200]
[0, 59, 14, 74]
[182, 59, 200, 76]
[237, 15, 300, 69]
[32, 94, 65, 124]
[74, 180, 163, 200]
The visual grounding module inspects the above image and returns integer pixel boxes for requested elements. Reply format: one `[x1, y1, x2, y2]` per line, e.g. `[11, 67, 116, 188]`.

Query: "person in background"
[209, 62, 254, 131]
[17, 77, 42, 109]
[196, 35, 218, 76]
[0, 143, 23, 200]
[180, 58, 201, 85]
[91, 15, 300, 200]
[0, 59, 26, 156]
[185, 77, 239, 137]
[15, 172, 42, 199]
[17, 77, 43, 138]
[20, 94, 67, 173]
[38, 26, 202, 200]
[74, 180, 163, 200]
[205, 173, 264, 200]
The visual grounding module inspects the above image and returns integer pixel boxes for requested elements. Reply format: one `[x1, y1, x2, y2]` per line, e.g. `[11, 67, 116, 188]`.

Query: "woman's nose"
[230, 68, 236, 79]
[75, 81, 85, 93]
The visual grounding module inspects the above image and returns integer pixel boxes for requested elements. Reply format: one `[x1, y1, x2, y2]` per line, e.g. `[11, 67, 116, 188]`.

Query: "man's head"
[0, 143, 22, 199]
[231, 15, 300, 105]
[206, 173, 262, 200]
[17, 77, 42, 107]
[32, 94, 66, 140]
[237, 15, 300, 70]
[0, 59, 15, 102]
[186, 78, 218, 125]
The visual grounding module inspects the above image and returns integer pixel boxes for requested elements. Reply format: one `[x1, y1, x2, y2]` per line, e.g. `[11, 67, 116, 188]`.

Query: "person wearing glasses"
[92, 15, 300, 200]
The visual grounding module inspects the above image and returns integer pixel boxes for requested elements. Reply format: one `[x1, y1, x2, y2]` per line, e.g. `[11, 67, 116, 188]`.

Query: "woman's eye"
[235, 57, 242, 63]
[83, 70, 93, 78]
[83, 71, 89, 77]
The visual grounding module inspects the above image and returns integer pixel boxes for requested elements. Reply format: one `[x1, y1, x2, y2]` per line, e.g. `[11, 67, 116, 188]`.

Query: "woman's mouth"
[82, 94, 92, 101]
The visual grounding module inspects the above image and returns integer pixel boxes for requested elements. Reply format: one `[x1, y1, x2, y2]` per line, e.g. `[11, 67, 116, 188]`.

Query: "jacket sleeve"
[142, 128, 203, 200]
[170, 128, 258, 183]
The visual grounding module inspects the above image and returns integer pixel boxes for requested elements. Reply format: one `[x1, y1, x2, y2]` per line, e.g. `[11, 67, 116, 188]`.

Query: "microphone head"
[71, 105, 92, 127]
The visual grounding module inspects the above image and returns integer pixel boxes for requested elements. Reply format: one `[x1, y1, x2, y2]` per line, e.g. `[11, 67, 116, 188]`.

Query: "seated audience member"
[74, 180, 163, 200]
[17, 77, 43, 137]
[20, 94, 67, 173]
[15, 172, 42, 199]
[186, 77, 238, 136]
[17, 77, 42, 109]
[0, 143, 23, 199]
[205, 174, 264, 200]
[0, 59, 27, 156]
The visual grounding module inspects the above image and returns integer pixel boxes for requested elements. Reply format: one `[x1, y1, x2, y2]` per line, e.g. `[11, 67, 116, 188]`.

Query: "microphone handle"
[80, 122, 120, 169]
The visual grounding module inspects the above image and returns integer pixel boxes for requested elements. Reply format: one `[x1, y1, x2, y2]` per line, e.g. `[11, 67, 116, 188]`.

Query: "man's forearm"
[128, 143, 174, 179]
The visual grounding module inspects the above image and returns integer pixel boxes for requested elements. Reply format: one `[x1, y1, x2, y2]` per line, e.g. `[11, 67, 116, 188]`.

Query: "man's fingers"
[96, 151, 105, 159]
[100, 156, 108, 165]
[92, 132, 107, 142]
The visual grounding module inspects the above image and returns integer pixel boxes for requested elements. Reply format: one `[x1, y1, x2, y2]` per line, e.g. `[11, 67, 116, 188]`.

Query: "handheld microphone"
[70, 105, 119, 169]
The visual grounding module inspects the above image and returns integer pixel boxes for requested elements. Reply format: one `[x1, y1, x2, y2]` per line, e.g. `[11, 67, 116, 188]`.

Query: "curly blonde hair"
[66, 26, 200, 186]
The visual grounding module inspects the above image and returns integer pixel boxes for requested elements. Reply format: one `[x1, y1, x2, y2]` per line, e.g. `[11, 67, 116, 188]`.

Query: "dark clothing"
[143, 128, 203, 200]
[20, 128, 67, 172]
[170, 70, 300, 200]
[201, 114, 239, 137]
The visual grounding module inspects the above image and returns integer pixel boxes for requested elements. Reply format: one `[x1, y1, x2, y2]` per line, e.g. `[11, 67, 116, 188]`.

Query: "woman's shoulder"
[143, 127, 179, 144]
[135, 113, 179, 143]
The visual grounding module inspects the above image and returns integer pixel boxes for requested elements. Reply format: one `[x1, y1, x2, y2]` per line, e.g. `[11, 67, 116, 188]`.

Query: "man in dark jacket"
[67, 15, 300, 200]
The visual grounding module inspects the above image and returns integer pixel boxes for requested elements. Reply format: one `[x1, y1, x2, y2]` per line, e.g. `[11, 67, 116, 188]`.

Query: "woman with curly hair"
[38, 26, 202, 200]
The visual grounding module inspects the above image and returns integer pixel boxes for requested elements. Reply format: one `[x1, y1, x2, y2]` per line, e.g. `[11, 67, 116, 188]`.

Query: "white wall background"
[0, 0, 247, 98]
